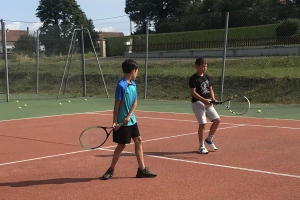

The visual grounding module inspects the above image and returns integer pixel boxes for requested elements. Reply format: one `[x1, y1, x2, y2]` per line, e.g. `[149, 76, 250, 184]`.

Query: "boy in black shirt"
[188, 57, 221, 154]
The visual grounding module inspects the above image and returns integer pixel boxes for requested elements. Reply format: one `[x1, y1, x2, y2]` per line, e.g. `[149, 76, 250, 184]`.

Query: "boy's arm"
[123, 99, 137, 125]
[190, 88, 211, 105]
[113, 100, 121, 126]
[209, 86, 218, 102]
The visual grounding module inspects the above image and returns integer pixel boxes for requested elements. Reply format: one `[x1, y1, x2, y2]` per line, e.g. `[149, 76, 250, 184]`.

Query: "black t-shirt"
[188, 73, 212, 102]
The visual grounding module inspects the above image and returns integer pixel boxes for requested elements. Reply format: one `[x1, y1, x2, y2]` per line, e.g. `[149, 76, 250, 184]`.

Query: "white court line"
[99, 148, 300, 179]
[1, 124, 300, 179]
[94, 113, 300, 130]
[0, 110, 111, 123]
[135, 110, 300, 121]
[0, 125, 242, 166]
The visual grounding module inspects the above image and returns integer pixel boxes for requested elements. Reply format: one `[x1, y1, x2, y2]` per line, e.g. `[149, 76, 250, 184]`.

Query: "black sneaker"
[102, 167, 114, 180]
[136, 167, 157, 178]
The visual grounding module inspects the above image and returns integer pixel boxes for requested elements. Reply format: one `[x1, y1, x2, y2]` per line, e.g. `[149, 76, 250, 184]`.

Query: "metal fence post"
[220, 12, 229, 101]
[36, 30, 40, 94]
[144, 18, 149, 99]
[81, 25, 86, 97]
[1, 21, 9, 102]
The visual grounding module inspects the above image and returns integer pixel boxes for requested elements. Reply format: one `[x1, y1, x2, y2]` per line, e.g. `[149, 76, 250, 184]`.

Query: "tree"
[14, 35, 36, 54]
[125, 0, 191, 34]
[36, 0, 98, 54]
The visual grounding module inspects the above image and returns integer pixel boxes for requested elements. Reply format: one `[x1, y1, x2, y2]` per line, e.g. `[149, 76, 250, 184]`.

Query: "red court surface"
[1, 111, 300, 200]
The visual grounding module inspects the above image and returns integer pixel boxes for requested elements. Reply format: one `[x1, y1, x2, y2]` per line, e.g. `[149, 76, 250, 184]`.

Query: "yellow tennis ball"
[68, 100, 71, 103]
[257, 110, 261, 113]
[84, 99, 87, 101]
[18, 106, 21, 109]
[24, 104, 27, 107]
[59, 103, 62, 105]
[16, 100, 19, 103]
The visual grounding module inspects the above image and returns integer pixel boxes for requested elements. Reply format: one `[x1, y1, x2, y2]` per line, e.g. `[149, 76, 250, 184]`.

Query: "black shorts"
[113, 123, 140, 144]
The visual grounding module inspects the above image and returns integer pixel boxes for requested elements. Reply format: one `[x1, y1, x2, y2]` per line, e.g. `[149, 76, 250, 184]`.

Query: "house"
[97, 31, 124, 48]
[98, 32, 124, 40]
[0, 28, 29, 53]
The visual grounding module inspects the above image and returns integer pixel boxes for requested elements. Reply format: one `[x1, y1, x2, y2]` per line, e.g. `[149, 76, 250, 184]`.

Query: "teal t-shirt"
[115, 78, 137, 126]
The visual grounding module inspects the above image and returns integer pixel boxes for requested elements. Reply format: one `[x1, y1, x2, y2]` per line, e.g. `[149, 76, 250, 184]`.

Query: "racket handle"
[115, 122, 123, 127]
[209, 100, 220, 104]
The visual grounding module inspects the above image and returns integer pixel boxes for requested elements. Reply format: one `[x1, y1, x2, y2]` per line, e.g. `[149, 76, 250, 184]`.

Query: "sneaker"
[198, 146, 209, 154]
[136, 167, 157, 178]
[205, 139, 218, 150]
[102, 167, 114, 180]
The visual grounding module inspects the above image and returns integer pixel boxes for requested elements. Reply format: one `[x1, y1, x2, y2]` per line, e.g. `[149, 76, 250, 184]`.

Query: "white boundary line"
[1, 124, 300, 179]
[100, 148, 300, 179]
[93, 113, 300, 130]
[0, 125, 242, 166]
[0, 110, 111, 123]
[135, 109, 300, 121]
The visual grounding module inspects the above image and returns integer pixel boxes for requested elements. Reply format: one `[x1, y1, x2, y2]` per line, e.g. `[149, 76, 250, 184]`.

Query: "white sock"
[207, 134, 214, 142]
[200, 141, 205, 147]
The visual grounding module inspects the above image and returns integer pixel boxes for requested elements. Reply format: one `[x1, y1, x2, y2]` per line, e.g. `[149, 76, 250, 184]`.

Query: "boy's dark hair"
[122, 59, 139, 73]
[195, 57, 207, 66]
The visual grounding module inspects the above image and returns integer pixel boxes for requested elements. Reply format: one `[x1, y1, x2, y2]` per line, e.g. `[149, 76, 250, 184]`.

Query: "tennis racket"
[79, 123, 122, 150]
[210, 94, 250, 115]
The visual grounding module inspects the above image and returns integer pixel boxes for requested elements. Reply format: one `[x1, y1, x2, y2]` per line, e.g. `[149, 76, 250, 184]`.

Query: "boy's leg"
[192, 101, 208, 154]
[198, 124, 205, 146]
[208, 118, 220, 138]
[205, 106, 221, 150]
[132, 136, 145, 170]
[110, 144, 126, 169]
[132, 136, 157, 178]
[197, 124, 208, 154]
[102, 143, 125, 180]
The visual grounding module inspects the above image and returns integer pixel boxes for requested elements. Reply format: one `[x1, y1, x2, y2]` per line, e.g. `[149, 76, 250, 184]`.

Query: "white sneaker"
[198, 146, 209, 154]
[205, 139, 218, 151]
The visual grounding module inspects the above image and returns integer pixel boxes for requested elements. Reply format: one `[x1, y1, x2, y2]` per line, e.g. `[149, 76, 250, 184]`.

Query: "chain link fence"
[1, 5, 300, 105]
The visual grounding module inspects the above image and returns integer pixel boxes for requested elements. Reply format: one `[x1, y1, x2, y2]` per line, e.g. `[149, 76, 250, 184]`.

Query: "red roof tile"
[0, 30, 28, 42]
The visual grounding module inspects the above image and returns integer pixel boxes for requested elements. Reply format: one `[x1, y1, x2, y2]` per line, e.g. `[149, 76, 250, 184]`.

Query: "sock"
[200, 141, 205, 147]
[207, 134, 214, 142]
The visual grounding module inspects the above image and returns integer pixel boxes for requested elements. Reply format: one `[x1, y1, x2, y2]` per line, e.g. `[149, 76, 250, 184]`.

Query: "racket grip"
[115, 122, 123, 127]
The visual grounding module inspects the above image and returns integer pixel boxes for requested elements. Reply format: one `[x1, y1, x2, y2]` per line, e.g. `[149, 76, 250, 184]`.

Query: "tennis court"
[0, 98, 300, 200]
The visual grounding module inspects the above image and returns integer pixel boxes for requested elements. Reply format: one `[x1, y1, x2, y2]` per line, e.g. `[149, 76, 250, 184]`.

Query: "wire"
[3, 15, 129, 24]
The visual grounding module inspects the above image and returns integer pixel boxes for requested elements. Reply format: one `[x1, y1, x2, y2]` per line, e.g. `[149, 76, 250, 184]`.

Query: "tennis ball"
[18, 106, 21, 109]
[59, 103, 62, 105]
[16, 100, 19, 103]
[84, 99, 87, 101]
[257, 110, 261, 113]
[68, 100, 71, 103]
[24, 104, 27, 107]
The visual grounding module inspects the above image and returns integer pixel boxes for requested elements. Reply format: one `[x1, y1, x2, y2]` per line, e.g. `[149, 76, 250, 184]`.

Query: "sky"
[1, 0, 132, 35]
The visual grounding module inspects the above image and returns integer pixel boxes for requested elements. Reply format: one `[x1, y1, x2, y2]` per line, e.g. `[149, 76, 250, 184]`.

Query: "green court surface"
[0, 97, 299, 121]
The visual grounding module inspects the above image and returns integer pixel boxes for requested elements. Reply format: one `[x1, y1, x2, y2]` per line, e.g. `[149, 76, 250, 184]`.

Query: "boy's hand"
[203, 99, 212, 105]
[122, 116, 130, 125]
[112, 122, 121, 131]
[209, 99, 218, 104]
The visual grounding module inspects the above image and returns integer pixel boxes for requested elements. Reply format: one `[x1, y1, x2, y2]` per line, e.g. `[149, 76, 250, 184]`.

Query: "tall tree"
[36, 0, 98, 54]
[125, 0, 191, 34]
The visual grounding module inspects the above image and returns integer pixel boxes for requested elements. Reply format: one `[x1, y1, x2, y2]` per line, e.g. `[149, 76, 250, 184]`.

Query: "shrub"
[275, 18, 300, 37]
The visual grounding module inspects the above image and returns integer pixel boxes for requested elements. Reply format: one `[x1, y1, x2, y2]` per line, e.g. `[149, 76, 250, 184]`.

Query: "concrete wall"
[124, 46, 300, 58]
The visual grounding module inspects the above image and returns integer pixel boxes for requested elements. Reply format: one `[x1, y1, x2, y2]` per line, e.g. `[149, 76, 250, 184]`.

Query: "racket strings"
[80, 127, 108, 149]
[228, 96, 250, 114]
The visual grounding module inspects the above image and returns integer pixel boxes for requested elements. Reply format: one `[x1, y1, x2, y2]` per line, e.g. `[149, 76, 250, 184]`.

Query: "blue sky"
[1, 0, 131, 35]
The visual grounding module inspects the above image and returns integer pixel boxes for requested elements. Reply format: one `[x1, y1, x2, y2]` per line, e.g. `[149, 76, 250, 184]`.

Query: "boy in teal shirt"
[102, 59, 157, 180]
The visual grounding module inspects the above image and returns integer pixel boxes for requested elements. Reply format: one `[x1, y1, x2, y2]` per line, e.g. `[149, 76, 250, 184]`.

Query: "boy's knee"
[133, 136, 142, 145]
[117, 143, 126, 149]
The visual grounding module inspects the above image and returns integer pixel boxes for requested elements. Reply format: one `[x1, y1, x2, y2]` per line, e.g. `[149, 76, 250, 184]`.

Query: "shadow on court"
[94, 150, 215, 160]
[0, 177, 99, 187]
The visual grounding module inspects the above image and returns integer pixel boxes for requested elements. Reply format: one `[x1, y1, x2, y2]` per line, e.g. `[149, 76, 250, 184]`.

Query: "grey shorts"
[192, 101, 220, 124]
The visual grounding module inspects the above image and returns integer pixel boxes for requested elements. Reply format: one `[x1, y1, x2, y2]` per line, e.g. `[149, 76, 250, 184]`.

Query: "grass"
[2, 55, 299, 78]
[1, 54, 300, 104]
